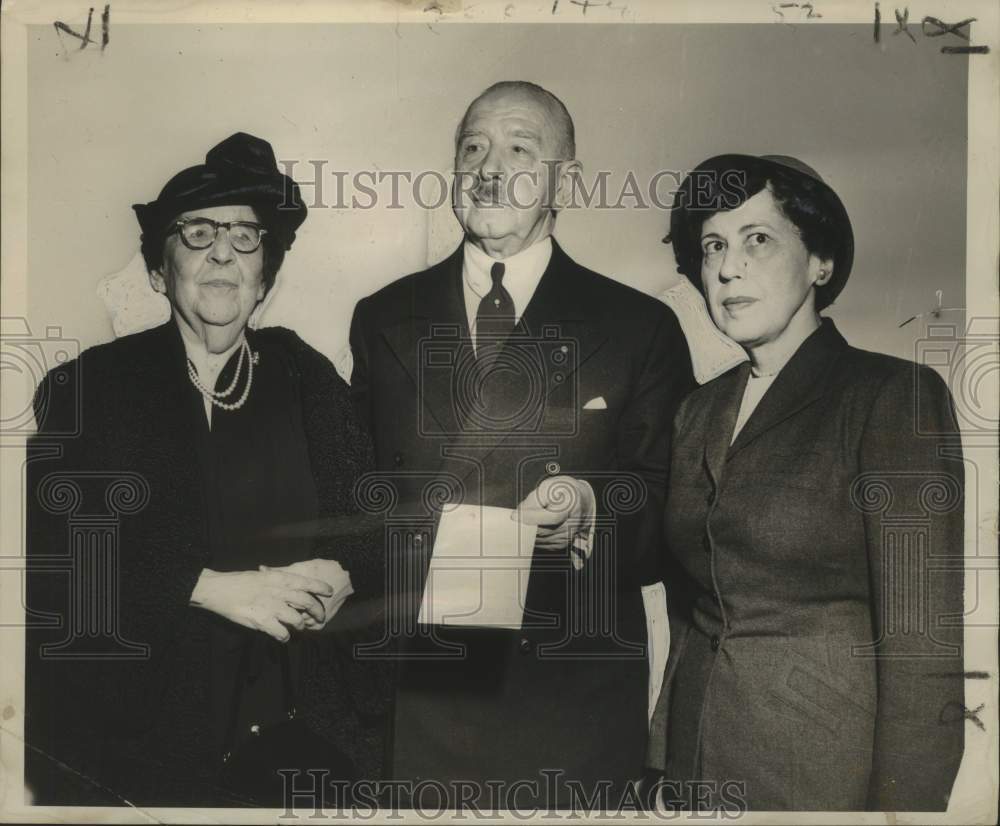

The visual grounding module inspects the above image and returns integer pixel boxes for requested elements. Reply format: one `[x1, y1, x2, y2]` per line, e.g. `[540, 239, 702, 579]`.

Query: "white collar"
[462, 236, 553, 329]
[175, 317, 244, 427]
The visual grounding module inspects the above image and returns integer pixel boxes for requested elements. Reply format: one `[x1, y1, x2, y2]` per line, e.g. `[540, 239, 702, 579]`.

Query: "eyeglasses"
[170, 218, 267, 253]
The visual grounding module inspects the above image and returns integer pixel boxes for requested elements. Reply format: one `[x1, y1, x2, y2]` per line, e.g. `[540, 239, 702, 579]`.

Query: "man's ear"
[149, 269, 167, 295]
[553, 159, 583, 211]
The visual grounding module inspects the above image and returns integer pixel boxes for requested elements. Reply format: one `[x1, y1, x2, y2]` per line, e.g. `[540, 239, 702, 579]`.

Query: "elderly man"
[349, 81, 694, 808]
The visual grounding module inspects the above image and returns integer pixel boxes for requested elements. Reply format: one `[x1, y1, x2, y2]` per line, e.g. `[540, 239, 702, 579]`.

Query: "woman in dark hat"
[26, 133, 389, 806]
[648, 155, 965, 811]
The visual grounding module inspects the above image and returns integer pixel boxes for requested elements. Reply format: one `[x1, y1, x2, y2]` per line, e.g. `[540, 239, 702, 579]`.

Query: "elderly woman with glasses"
[26, 133, 388, 806]
[647, 154, 965, 812]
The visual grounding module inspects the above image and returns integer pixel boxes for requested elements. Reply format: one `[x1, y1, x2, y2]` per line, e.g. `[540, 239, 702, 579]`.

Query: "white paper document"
[418, 505, 538, 630]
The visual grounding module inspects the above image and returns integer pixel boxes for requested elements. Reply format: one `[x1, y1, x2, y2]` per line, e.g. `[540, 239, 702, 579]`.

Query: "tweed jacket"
[649, 319, 965, 811]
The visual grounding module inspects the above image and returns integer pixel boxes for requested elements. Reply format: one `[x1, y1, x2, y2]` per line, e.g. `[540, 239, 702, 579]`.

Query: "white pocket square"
[583, 396, 607, 411]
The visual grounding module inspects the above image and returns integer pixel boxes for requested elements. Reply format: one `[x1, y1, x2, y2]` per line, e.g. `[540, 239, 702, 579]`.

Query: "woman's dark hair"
[668, 155, 853, 311]
[139, 205, 286, 296]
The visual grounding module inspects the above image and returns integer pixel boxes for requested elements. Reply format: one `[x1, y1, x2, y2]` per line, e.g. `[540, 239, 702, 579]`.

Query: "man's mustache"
[466, 181, 550, 209]
[452, 171, 558, 210]
[472, 182, 506, 204]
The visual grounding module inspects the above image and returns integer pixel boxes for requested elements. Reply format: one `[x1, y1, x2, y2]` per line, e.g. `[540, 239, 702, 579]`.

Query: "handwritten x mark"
[53, 5, 110, 53]
[893, 8, 917, 43]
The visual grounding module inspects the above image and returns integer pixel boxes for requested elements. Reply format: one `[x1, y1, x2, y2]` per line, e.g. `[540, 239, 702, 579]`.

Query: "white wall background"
[26, 23, 967, 366]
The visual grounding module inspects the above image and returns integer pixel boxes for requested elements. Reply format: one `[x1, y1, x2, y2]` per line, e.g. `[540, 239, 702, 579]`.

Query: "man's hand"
[514, 475, 596, 569]
[264, 558, 354, 632]
[190, 568, 335, 642]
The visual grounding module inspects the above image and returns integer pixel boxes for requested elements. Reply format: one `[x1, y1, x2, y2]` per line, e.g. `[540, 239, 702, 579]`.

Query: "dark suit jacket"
[649, 319, 965, 811]
[25, 322, 390, 805]
[349, 239, 695, 805]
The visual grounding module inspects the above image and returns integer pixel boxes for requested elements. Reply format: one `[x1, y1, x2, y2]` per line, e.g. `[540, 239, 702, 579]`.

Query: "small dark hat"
[132, 132, 307, 250]
[666, 153, 854, 310]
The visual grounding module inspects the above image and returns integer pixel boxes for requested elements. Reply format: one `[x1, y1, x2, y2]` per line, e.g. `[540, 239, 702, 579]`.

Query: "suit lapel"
[702, 362, 750, 489]
[380, 246, 468, 436]
[441, 238, 611, 493]
[727, 319, 848, 459]
[514, 239, 609, 374]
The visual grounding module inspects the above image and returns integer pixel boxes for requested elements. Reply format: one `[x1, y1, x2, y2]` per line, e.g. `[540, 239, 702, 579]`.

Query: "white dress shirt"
[462, 236, 553, 348]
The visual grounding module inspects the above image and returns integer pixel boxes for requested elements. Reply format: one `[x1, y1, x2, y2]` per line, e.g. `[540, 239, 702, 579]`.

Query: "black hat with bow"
[132, 132, 308, 252]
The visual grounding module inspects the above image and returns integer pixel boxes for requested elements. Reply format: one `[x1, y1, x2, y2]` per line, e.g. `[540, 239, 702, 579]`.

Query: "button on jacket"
[651, 319, 965, 812]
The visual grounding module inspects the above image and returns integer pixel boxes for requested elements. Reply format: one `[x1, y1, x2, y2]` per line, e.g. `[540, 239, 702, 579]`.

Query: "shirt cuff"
[570, 478, 597, 559]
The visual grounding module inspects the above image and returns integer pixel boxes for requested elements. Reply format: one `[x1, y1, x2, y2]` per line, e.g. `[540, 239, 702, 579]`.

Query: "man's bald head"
[455, 81, 576, 161]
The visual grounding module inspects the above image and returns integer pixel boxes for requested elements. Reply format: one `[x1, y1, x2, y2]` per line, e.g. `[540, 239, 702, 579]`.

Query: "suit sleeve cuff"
[571, 478, 597, 557]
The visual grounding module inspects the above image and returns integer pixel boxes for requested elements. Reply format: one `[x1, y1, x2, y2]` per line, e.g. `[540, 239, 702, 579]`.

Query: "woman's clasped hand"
[191, 560, 352, 642]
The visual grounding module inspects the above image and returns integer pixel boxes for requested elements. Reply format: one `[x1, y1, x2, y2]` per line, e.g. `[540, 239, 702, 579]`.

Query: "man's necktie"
[475, 261, 516, 354]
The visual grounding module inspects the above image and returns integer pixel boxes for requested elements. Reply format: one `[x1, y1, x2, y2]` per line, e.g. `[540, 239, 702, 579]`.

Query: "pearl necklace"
[186, 338, 258, 411]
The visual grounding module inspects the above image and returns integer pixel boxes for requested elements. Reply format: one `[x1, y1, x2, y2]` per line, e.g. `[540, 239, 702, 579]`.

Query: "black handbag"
[217, 641, 357, 807]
